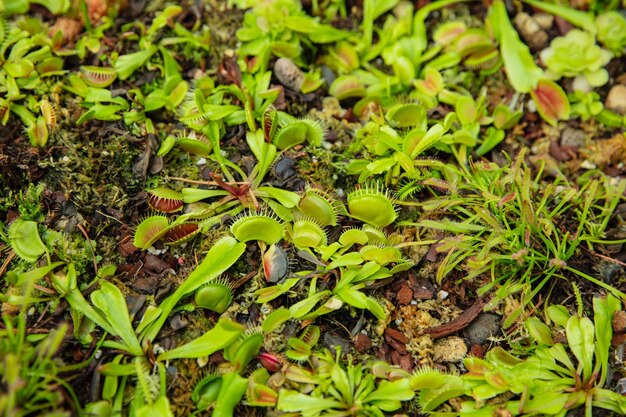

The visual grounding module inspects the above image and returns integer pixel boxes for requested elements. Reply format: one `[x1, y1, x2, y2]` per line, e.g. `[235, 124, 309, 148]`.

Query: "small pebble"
[533, 13, 554, 30]
[354, 333, 372, 352]
[274, 58, 304, 91]
[605, 84, 626, 115]
[580, 160, 597, 170]
[514, 12, 548, 49]
[560, 127, 586, 148]
[464, 313, 501, 345]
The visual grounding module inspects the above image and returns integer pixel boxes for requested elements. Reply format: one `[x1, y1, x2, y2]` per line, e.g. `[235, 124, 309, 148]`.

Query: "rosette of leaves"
[346, 111, 449, 185]
[235, 0, 348, 74]
[0, 22, 65, 146]
[569, 91, 603, 121]
[540, 29, 612, 89]
[596, 12, 626, 56]
[277, 349, 415, 416]
[257, 221, 413, 321]
[411, 295, 626, 416]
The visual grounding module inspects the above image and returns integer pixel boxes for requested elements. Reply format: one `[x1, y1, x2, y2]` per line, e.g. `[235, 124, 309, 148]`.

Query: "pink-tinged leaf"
[434, 21, 467, 46]
[415, 67, 443, 97]
[530, 79, 571, 126]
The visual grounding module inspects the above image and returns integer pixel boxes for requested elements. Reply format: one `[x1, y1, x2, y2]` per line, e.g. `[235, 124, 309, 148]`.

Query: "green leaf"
[489, 0, 542, 92]
[547, 305, 571, 328]
[157, 318, 244, 361]
[91, 282, 143, 356]
[365, 379, 414, 410]
[277, 390, 344, 414]
[326, 252, 363, 270]
[224, 332, 263, 371]
[566, 315, 595, 381]
[14, 261, 64, 287]
[30, 0, 70, 15]
[526, 317, 553, 345]
[262, 307, 291, 333]
[456, 96, 477, 125]
[4, 59, 34, 77]
[136, 395, 174, 417]
[213, 372, 247, 417]
[181, 188, 229, 203]
[256, 186, 300, 208]
[114, 45, 158, 80]
[336, 287, 385, 320]
[8, 219, 47, 262]
[289, 290, 331, 318]
[411, 123, 445, 158]
[521, 391, 569, 415]
[593, 295, 621, 386]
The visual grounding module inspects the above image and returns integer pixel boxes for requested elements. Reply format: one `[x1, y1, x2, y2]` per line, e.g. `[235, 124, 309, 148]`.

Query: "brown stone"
[613, 310, 626, 334]
[144, 254, 169, 274]
[396, 283, 413, 305]
[385, 336, 407, 355]
[514, 12, 548, 50]
[612, 333, 626, 347]
[412, 279, 435, 299]
[432, 336, 467, 363]
[385, 328, 409, 344]
[397, 354, 413, 372]
[354, 333, 372, 352]
[390, 350, 402, 367]
[470, 343, 486, 359]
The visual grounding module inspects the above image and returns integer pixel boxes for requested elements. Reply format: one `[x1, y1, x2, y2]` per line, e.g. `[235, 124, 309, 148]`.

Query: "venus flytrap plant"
[0, 20, 66, 146]
[347, 113, 449, 185]
[488, 0, 570, 126]
[235, 0, 348, 74]
[139, 236, 245, 344]
[71, 237, 248, 415]
[112, 5, 183, 81]
[277, 348, 415, 417]
[0, 318, 81, 417]
[7, 218, 47, 262]
[256, 211, 413, 322]
[329, 0, 480, 105]
[434, 92, 507, 163]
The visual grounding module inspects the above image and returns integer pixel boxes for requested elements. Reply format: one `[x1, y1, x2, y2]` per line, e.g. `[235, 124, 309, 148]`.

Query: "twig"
[0, 251, 16, 278]
[77, 224, 98, 275]
[422, 297, 487, 339]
